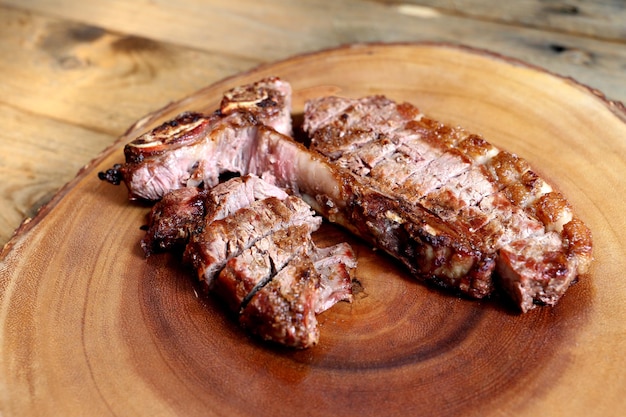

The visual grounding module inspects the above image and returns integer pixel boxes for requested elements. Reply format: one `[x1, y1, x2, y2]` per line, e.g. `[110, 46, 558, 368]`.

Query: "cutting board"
[1, 43, 625, 417]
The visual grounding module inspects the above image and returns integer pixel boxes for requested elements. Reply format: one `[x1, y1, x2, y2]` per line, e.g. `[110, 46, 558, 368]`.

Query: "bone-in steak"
[99, 78, 292, 201]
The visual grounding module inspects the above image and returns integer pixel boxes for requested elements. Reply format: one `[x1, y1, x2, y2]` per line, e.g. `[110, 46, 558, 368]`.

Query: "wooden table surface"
[1, 0, 625, 247]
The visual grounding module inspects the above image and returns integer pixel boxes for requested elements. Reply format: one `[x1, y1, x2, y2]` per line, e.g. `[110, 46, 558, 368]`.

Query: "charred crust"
[562, 218, 592, 253]
[562, 217, 593, 275]
[396, 102, 421, 119]
[123, 111, 210, 162]
[97, 164, 124, 185]
[256, 97, 278, 108]
[486, 151, 530, 188]
[406, 222, 452, 248]
[152, 111, 204, 134]
[533, 192, 570, 225]
[123, 144, 146, 163]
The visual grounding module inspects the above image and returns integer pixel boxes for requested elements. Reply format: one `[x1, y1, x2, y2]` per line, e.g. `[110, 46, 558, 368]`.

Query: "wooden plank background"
[386, 0, 626, 40]
[1, 0, 625, 246]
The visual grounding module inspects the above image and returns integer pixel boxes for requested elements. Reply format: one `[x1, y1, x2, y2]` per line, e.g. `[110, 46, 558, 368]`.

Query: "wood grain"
[1, 43, 625, 417]
[5, 1, 626, 102]
[0, 103, 112, 247]
[381, 0, 626, 40]
[2, 1, 626, 250]
[0, 6, 255, 135]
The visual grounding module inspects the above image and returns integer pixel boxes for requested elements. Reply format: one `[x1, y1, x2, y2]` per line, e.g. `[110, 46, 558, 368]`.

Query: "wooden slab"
[1, 43, 625, 417]
[387, 0, 626, 41]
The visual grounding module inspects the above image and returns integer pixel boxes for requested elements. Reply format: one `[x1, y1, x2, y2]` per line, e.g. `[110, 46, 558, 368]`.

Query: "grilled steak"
[215, 226, 356, 348]
[100, 77, 592, 314]
[142, 174, 356, 348]
[236, 239, 356, 348]
[214, 224, 315, 313]
[215, 226, 356, 315]
[303, 95, 592, 311]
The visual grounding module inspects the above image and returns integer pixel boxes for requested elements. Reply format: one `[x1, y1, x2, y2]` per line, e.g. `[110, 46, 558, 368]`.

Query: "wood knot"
[68, 25, 105, 42]
[112, 36, 162, 53]
[543, 3, 580, 15]
[548, 44, 593, 65]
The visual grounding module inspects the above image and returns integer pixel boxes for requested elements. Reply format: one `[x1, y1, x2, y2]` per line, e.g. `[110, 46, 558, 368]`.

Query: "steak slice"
[239, 254, 321, 349]
[184, 196, 322, 287]
[303, 95, 592, 311]
[203, 174, 289, 222]
[141, 186, 207, 255]
[213, 224, 315, 313]
[236, 240, 357, 349]
[101, 111, 259, 201]
[214, 226, 357, 316]
[141, 174, 288, 255]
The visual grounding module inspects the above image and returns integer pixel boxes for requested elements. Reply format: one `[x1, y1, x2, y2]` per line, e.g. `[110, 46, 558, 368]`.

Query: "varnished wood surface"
[1, 43, 625, 417]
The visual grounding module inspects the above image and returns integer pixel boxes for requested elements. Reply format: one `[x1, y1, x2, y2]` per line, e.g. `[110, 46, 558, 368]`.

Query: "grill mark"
[307, 96, 557, 258]
[228, 225, 315, 312]
[185, 196, 321, 286]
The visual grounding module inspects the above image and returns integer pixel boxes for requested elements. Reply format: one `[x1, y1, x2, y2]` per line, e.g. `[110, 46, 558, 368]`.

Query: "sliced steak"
[141, 174, 288, 255]
[184, 196, 322, 287]
[214, 227, 356, 316]
[239, 254, 321, 349]
[143, 173, 356, 349]
[213, 224, 315, 313]
[202, 173, 289, 224]
[100, 78, 592, 313]
[234, 238, 357, 349]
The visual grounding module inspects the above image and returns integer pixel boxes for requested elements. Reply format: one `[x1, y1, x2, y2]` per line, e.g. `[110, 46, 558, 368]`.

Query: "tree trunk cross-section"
[1, 44, 625, 417]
